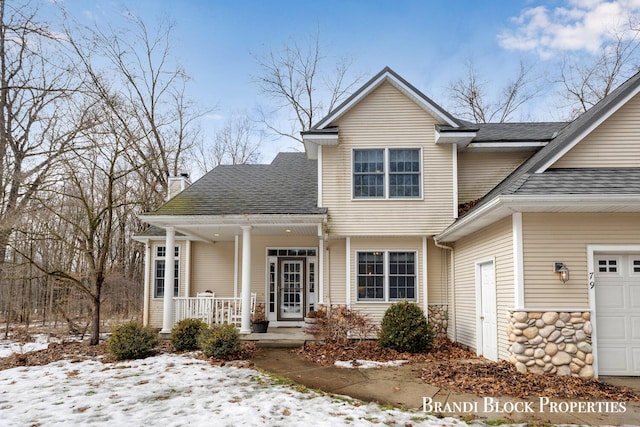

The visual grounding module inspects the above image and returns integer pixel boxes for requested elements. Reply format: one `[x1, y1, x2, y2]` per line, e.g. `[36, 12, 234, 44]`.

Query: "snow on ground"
[334, 359, 408, 369]
[0, 334, 51, 357]
[0, 353, 473, 427]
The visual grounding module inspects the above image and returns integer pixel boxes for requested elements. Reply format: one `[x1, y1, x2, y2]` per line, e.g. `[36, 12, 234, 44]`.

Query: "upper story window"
[353, 148, 421, 199]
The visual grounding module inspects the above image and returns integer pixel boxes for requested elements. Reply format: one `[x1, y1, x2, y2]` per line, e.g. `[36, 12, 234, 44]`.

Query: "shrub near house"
[379, 301, 433, 353]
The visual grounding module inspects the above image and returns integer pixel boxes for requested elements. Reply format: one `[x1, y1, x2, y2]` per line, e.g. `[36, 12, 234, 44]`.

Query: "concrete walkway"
[252, 347, 640, 426]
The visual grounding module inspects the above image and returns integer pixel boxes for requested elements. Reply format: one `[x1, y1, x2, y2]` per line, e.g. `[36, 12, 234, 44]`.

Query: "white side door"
[477, 260, 498, 361]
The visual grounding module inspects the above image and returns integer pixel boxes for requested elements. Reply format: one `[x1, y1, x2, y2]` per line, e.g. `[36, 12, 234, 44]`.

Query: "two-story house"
[136, 67, 640, 378]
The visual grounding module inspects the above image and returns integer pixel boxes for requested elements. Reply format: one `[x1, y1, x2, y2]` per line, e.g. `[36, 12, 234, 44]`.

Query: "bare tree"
[29, 100, 141, 344]
[0, 0, 88, 275]
[64, 15, 204, 212]
[558, 30, 640, 119]
[193, 113, 262, 175]
[448, 59, 541, 123]
[253, 32, 363, 144]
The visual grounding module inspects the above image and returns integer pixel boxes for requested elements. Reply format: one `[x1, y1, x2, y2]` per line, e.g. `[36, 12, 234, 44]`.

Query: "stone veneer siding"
[507, 310, 594, 378]
[427, 304, 448, 338]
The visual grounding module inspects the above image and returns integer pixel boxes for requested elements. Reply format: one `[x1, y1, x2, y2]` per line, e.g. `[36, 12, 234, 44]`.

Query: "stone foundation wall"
[427, 304, 448, 338]
[507, 310, 593, 378]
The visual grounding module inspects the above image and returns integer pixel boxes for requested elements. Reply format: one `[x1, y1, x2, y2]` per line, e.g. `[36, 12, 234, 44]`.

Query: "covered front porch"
[136, 214, 327, 334]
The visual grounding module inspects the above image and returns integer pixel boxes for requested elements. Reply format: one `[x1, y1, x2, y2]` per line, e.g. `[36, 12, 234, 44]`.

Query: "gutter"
[434, 240, 456, 342]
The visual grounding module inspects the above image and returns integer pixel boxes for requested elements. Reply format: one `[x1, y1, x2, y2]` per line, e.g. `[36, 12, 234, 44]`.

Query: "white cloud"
[498, 1, 640, 58]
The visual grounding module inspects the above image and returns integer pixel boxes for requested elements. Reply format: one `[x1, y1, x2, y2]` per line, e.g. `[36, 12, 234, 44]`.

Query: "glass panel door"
[279, 258, 305, 320]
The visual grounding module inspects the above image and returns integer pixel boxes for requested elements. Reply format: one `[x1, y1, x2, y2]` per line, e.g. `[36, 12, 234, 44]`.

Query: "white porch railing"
[173, 294, 256, 328]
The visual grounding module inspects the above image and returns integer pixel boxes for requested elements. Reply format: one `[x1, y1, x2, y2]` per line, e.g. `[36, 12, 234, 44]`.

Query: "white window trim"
[153, 245, 180, 299]
[355, 250, 419, 302]
[351, 147, 423, 200]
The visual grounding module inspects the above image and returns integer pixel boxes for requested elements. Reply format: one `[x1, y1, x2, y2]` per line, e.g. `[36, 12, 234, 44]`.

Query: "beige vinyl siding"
[349, 237, 424, 323]
[427, 238, 450, 303]
[322, 81, 454, 236]
[522, 213, 640, 307]
[325, 239, 346, 305]
[452, 217, 514, 360]
[457, 151, 530, 203]
[148, 241, 186, 328]
[190, 241, 235, 297]
[551, 93, 640, 168]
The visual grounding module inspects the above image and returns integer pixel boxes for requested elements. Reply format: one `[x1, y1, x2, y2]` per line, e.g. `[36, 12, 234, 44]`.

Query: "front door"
[279, 258, 305, 320]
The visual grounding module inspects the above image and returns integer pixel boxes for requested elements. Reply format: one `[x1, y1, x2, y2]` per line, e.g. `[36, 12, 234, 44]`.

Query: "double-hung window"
[353, 148, 421, 198]
[154, 246, 179, 298]
[357, 251, 416, 301]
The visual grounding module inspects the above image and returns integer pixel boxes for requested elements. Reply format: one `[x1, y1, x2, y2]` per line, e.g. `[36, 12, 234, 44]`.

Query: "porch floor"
[241, 327, 317, 348]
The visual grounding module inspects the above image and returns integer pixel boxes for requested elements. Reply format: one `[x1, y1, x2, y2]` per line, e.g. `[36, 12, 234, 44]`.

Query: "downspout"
[434, 239, 455, 341]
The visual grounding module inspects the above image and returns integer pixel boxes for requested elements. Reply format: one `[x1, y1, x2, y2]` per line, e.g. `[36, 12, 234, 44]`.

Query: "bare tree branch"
[253, 31, 364, 144]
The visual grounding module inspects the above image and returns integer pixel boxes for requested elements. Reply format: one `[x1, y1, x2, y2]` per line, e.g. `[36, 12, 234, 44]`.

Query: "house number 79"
[589, 272, 595, 289]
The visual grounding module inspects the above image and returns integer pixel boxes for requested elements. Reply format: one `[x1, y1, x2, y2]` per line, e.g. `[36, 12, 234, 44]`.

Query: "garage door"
[595, 254, 640, 376]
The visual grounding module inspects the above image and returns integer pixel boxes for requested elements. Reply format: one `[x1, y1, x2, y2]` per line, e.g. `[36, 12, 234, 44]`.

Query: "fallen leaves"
[0, 341, 114, 371]
[296, 338, 478, 367]
[418, 360, 640, 401]
[297, 337, 640, 402]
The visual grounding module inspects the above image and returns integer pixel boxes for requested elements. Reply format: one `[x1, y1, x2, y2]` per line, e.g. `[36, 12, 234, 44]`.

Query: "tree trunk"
[90, 277, 103, 345]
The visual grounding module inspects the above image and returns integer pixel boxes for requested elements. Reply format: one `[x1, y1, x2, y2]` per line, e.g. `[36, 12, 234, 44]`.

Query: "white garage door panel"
[597, 316, 626, 340]
[633, 317, 640, 340]
[596, 254, 640, 376]
[634, 349, 640, 372]
[631, 286, 640, 308]
[599, 347, 628, 372]
[596, 286, 624, 308]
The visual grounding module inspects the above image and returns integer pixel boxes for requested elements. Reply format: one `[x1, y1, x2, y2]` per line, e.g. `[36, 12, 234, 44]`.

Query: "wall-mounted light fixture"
[554, 262, 570, 283]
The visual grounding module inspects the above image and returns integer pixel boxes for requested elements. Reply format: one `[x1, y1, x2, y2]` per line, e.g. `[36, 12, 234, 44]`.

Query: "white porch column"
[240, 226, 252, 334]
[161, 226, 175, 333]
[142, 242, 150, 326]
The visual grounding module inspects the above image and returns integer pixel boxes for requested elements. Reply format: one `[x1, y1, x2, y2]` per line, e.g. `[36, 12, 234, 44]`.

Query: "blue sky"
[53, 0, 640, 162]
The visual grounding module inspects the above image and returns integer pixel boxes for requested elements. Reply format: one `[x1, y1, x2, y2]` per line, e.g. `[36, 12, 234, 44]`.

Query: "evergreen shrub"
[171, 318, 207, 351]
[379, 301, 433, 353]
[107, 321, 158, 360]
[197, 323, 241, 358]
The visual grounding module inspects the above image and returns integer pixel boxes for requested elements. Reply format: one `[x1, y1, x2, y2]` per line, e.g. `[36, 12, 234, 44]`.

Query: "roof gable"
[528, 69, 640, 173]
[312, 67, 462, 130]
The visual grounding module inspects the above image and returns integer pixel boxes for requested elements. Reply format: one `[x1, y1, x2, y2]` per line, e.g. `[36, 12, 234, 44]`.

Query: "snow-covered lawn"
[0, 334, 51, 357]
[0, 350, 471, 426]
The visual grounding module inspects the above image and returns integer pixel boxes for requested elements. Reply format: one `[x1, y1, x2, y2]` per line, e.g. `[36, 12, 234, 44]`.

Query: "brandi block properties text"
[423, 396, 627, 414]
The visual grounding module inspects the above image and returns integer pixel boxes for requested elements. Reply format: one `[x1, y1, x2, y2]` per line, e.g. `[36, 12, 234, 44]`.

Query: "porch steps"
[241, 328, 317, 348]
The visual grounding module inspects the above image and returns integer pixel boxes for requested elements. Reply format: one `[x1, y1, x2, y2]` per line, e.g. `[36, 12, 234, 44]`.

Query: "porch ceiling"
[175, 223, 320, 242]
[137, 213, 325, 242]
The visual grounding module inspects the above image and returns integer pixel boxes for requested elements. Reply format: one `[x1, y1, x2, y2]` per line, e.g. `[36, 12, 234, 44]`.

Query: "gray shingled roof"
[146, 153, 325, 216]
[456, 69, 640, 219]
[504, 169, 640, 195]
[471, 122, 568, 142]
[526, 70, 640, 173]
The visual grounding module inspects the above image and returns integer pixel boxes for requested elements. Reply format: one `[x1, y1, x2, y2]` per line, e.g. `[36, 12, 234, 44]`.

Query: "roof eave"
[139, 213, 328, 228]
[434, 128, 477, 147]
[436, 195, 640, 242]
